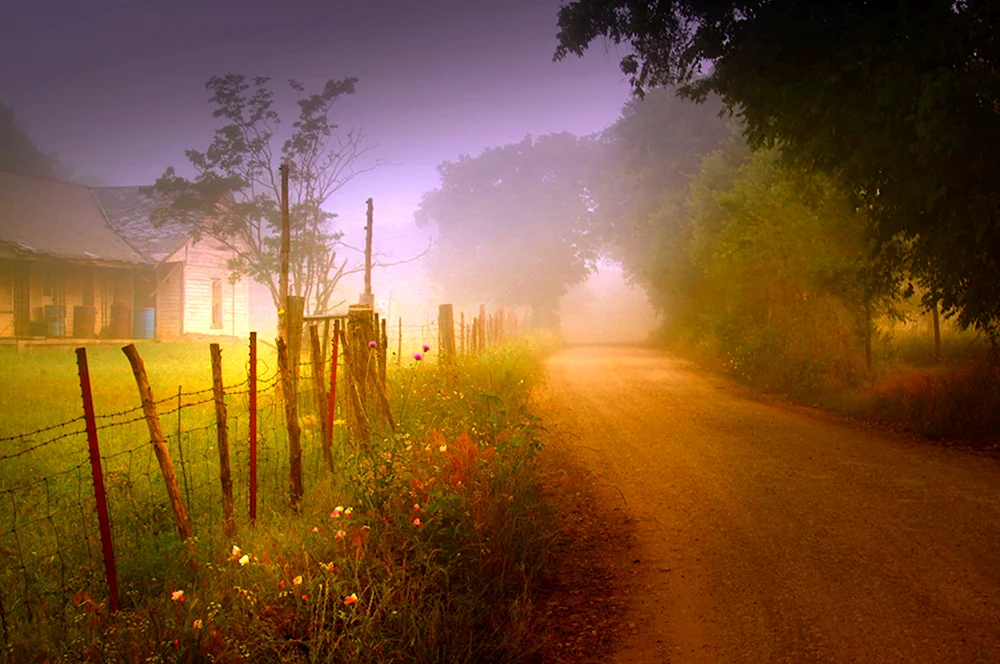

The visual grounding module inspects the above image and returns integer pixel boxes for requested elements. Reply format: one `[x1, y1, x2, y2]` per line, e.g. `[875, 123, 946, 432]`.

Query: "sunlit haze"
[0, 0, 658, 338]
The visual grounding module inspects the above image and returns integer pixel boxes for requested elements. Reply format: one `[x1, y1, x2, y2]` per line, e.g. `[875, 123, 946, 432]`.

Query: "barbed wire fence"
[0, 305, 524, 649]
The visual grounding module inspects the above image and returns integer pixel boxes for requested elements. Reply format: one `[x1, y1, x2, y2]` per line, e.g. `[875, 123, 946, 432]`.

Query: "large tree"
[555, 0, 1000, 335]
[591, 86, 729, 284]
[147, 74, 382, 316]
[415, 133, 600, 328]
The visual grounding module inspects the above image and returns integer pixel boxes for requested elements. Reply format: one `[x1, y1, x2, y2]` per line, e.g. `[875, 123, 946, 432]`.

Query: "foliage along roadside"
[10, 338, 564, 663]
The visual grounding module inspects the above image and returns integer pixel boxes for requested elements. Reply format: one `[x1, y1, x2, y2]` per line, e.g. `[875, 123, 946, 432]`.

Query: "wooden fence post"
[210, 344, 236, 539]
[76, 348, 120, 613]
[328, 320, 340, 455]
[338, 326, 370, 445]
[439, 304, 455, 364]
[286, 295, 305, 386]
[309, 324, 333, 473]
[249, 332, 257, 524]
[379, 317, 388, 387]
[121, 344, 192, 541]
[397, 317, 402, 366]
[276, 337, 304, 506]
[479, 304, 486, 350]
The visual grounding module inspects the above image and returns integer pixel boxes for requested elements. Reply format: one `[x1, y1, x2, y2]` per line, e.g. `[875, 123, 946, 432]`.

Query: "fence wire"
[0, 349, 341, 648]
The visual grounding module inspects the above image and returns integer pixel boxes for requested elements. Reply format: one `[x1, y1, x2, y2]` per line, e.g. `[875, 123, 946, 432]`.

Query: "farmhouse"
[0, 170, 249, 341]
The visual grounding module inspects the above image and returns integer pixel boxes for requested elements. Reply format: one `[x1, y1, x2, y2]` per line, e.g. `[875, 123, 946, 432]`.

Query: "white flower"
[239, 554, 250, 567]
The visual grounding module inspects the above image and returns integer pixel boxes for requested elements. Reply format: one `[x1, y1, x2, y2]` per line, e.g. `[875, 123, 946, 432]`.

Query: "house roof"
[0, 170, 146, 264]
[91, 186, 193, 262]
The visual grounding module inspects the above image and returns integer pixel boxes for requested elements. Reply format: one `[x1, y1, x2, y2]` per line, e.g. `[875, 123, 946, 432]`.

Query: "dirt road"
[541, 346, 1000, 663]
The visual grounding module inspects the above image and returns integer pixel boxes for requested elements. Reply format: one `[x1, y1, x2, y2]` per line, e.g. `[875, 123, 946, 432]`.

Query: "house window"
[211, 279, 223, 329]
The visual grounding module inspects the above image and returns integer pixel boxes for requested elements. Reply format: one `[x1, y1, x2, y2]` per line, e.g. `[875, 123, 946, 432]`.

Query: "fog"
[558, 260, 660, 344]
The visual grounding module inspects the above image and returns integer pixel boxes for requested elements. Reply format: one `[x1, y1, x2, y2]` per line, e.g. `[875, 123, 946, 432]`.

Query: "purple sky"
[2, 0, 639, 325]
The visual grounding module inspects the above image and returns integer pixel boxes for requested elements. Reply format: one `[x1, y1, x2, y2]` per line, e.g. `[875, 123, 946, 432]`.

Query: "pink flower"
[335, 529, 346, 541]
[368, 340, 378, 348]
[330, 506, 344, 518]
[171, 590, 184, 603]
[413, 518, 423, 527]
[413, 353, 423, 361]
[422, 344, 431, 352]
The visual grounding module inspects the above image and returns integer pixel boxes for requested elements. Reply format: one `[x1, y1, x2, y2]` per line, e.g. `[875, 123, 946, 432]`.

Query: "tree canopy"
[0, 102, 61, 179]
[555, 0, 1000, 335]
[416, 133, 599, 327]
[147, 74, 379, 315]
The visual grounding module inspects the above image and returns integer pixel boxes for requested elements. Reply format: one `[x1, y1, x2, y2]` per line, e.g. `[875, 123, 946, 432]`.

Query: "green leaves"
[555, 0, 1000, 335]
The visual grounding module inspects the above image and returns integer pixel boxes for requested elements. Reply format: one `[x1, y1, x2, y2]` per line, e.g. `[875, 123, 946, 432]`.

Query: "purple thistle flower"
[413, 353, 423, 361]
[368, 340, 378, 348]
[422, 344, 431, 352]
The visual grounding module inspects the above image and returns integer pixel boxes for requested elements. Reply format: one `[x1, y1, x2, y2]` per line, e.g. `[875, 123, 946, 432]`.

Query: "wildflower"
[344, 593, 358, 606]
[439, 444, 447, 453]
[279, 580, 285, 588]
[368, 340, 378, 348]
[413, 352, 423, 361]
[193, 619, 203, 631]
[239, 554, 250, 567]
[413, 518, 423, 527]
[413, 503, 420, 511]
[231, 545, 241, 558]
[331, 506, 344, 518]
[301, 594, 308, 602]
[344, 507, 353, 517]
[422, 344, 430, 352]
[293, 575, 303, 586]
[312, 526, 319, 533]
[335, 529, 346, 541]
[171, 590, 184, 603]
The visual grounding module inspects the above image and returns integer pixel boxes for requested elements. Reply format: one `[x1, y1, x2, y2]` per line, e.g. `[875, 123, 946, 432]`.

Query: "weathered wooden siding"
[155, 262, 183, 338]
[0, 261, 13, 336]
[179, 238, 249, 338]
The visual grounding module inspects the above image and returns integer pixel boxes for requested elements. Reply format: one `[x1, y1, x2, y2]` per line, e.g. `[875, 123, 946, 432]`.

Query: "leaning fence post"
[276, 337, 304, 506]
[210, 344, 236, 539]
[76, 348, 120, 613]
[397, 317, 402, 366]
[249, 332, 257, 525]
[309, 324, 333, 473]
[122, 344, 192, 541]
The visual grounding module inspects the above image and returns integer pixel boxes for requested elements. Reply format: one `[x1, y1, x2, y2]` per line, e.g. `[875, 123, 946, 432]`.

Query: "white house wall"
[178, 238, 249, 338]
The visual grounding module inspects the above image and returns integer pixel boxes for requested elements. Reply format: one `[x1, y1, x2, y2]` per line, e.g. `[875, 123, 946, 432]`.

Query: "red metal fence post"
[249, 332, 258, 525]
[75, 347, 120, 613]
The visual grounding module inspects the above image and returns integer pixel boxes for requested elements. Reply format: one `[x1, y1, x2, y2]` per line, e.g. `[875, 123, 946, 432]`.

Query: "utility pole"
[279, 163, 290, 340]
[361, 197, 374, 307]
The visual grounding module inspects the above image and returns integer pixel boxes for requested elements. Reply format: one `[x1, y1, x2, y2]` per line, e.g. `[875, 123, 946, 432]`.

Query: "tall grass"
[0, 338, 559, 662]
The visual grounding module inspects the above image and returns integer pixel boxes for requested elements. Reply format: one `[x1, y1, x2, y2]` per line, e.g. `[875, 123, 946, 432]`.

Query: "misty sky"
[1, 0, 640, 325]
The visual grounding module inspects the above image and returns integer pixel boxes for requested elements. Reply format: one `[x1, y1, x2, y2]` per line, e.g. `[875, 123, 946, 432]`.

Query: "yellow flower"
[231, 545, 241, 558]
[193, 619, 203, 630]
[171, 590, 184, 603]
[239, 554, 250, 567]
[293, 575, 303, 586]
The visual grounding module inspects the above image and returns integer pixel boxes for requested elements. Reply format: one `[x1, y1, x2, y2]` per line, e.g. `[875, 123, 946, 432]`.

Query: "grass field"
[0, 336, 560, 662]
